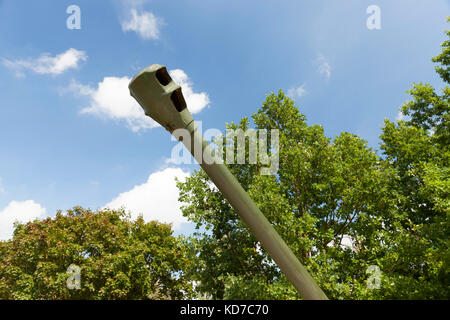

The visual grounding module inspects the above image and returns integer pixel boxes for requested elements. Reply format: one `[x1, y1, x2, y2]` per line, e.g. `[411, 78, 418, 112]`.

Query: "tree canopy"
[177, 20, 449, 299]
[0, 207, 194, 299]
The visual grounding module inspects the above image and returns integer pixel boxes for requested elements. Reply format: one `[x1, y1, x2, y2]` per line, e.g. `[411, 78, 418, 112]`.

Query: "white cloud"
[66, 69, 209, 132]
[64, 79, 95, 96]
[68, 77, 158, 132]
[2, 48, 87, 76]
[287, 84, 307, 99]
[169, 69, 210, 114]
[396, 110, 405, 122]
[316, 53, 331, 80]
[121, 9, 162, 40]
[0, 200, 47, 240]
[104, 168, 190, 229]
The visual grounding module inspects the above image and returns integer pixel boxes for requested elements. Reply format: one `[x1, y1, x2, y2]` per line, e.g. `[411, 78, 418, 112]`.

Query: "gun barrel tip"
[130, 64, 165, 87]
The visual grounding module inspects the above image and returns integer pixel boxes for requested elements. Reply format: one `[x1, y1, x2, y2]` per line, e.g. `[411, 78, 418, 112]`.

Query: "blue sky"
[0, 0, 449, 239]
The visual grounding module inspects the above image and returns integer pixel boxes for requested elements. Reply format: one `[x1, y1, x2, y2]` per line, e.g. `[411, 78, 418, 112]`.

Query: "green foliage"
[376, 20, 450, 298]
[178, 19, 450, 300]
[179, 91, 386, 299]
[0, 207, 194, 300]
[432, 17, 450, 84]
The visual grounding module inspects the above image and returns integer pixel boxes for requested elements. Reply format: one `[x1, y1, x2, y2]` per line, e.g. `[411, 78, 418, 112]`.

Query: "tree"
[178, 19, 450, 299]
[376, 18, 449, 299]
[179, 92, 390, 299]
[0, 207, 194, 299]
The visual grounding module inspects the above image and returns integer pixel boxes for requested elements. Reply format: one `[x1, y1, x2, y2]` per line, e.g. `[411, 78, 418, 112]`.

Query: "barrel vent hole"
[155, 67, 172, 86]
[171, 88, 187, 112]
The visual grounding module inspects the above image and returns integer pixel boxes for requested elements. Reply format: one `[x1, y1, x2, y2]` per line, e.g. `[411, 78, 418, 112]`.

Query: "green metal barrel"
[129, 64, 328, 300]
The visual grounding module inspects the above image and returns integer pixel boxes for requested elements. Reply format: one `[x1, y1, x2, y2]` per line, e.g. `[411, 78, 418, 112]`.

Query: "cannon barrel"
[129, 64, 328, 300]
